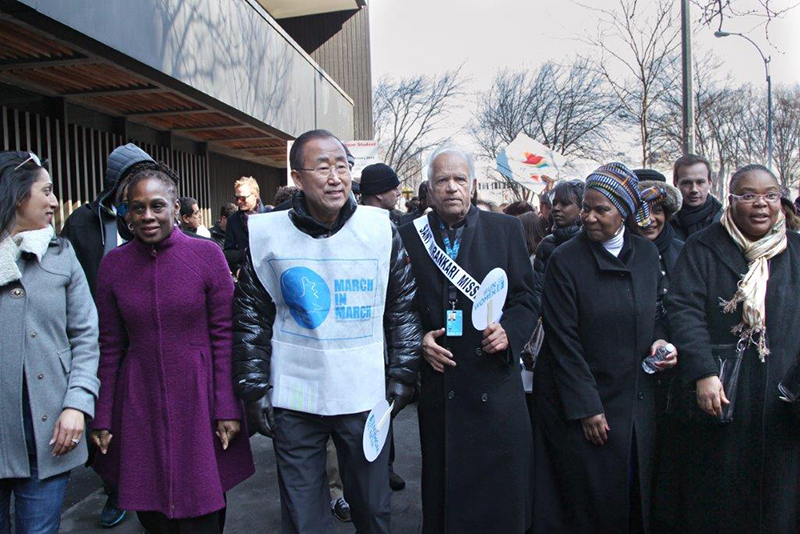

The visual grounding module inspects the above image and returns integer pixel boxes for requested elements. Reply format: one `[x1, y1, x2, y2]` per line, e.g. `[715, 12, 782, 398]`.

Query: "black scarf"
[673, 195, 722, 236]
[651, 219, 675, 255]
[552, 223, 581, 246]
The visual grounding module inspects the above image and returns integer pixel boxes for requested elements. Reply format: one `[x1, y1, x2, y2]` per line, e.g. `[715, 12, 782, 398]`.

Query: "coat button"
[475, 348, 482, 356]
[10, 288, 24, 299]
[447, 391, 455, 400]
[30, 331, 37, 338]
[662, 288, 668, 294]
[661, 270, 666, 276]
[41, 415, 48, 422]
[481, 393, 488, 402]
[638, 392, 644, 400]
[37, 374, 44, 380]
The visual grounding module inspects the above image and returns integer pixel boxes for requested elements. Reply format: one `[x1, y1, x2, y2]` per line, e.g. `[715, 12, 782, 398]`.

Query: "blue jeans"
[0, 457, 69, 534]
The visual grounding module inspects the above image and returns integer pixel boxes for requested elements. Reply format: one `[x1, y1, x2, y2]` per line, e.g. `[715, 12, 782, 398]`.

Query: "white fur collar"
[0, 226, 54, 286]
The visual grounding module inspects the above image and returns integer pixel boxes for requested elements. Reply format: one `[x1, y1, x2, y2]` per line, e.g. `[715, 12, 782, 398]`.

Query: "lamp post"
[714, 30, 773, 170]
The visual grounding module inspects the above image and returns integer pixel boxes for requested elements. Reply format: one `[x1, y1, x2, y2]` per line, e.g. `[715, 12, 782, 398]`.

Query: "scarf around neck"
[674, 195, 721, 234]
[720, 207, 787, 360]
[651, 219, 675, 255]
[0, 226, 55, 287]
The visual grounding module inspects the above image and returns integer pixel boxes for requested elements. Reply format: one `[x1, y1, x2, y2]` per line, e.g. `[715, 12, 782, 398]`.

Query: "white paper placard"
[471, 267, 508, 331]
[363, 399, 393, 462]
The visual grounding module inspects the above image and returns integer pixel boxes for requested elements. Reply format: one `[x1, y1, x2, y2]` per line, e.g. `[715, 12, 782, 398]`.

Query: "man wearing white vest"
[232, 129, 422, 533]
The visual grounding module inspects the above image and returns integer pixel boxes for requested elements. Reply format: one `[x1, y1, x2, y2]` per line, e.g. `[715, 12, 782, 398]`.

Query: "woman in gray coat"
[0, 151, 100, 533]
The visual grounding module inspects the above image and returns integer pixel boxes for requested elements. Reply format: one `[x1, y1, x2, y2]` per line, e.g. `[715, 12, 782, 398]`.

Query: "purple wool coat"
[92, 229, 254, 519]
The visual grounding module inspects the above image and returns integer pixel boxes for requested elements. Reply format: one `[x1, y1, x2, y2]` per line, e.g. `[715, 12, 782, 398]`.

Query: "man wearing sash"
[232, 129, 422, 533]
[398, 146, 538, 533]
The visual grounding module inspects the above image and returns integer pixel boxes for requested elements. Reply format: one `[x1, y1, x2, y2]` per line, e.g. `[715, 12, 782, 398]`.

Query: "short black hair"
[126, 163, 180, 204]
[729, 164, 778, 194]
[219, 202, 237, 219]
[178, 196, 198, 218]
[503, 201, 535, 216]
[289, 129, 343, 172]
[673, 154, 712, 185]
[552, 179, 585, 207]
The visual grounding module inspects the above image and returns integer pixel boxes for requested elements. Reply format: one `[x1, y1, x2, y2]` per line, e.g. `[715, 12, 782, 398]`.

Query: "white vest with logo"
[248, 206, 392, 416]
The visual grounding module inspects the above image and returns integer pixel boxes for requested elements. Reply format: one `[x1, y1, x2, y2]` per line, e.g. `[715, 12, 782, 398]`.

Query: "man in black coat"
[224, 176, 269, 274]
[670, 154, 723, 241]
[359, 163, 405, 225]
[231, 130, 422, 533]
[61, 143, 153, 297]
[60, 142, 155, 528]
[209, 202, 237, 249]
[398, 146, 537, 533]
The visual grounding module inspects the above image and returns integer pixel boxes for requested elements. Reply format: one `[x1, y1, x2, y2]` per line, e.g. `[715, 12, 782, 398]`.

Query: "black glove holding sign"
[386, 379, 414, 417]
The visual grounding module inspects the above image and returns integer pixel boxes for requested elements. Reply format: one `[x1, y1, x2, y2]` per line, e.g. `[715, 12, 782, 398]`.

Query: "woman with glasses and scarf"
[657, 164, 800, 533]
[0, 151, 100, 533]
[532, 163, 676, 533]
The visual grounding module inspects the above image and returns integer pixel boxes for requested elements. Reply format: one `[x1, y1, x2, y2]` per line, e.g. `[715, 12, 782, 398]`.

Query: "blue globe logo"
[280, 267, 331, 330]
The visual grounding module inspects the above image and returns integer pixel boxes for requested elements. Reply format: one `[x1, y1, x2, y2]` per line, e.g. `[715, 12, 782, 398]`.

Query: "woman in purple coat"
[90, 164, 254, 533]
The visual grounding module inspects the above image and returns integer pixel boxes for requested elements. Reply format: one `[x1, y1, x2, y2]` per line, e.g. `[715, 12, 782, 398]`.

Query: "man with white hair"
[398, 146, 538, 532]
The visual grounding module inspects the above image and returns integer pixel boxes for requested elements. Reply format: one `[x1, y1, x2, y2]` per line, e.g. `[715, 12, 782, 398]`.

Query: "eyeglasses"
[729, 192, 781, 204]
[14, 152, 42, 171]
[295, 163, 351, 178]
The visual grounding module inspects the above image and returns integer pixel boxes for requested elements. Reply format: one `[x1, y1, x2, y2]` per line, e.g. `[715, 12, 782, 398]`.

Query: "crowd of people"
[1, 129, 799, 534]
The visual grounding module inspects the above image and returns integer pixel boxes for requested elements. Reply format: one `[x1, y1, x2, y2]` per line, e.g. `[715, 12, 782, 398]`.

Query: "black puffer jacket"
[532, 224, 581, 310]
[232, 192, 423, 403]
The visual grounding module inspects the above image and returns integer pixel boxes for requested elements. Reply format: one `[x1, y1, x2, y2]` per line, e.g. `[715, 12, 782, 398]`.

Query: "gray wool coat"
[0, 235, 100, 480]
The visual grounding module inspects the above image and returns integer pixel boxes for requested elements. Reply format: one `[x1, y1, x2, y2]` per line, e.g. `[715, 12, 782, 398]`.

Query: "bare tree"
[373, 68, 466, 185]
[773, 85, 800, 189]
[585, 0, 682, 168]
[471, 58, 620, 162]
[691, 0, 799, 43]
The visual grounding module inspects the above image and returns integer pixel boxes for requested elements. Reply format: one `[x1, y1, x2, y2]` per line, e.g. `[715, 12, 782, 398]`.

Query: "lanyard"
[439, 220, 463, 260]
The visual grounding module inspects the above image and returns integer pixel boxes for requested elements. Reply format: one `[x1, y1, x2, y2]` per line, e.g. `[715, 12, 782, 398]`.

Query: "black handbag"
[714, 340, 747, 424]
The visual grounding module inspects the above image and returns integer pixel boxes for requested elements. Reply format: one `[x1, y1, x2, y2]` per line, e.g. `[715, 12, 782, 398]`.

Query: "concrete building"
[0, 0, 373, 228]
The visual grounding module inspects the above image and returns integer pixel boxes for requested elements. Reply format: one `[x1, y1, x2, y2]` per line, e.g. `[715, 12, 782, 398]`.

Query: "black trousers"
[137, 509, 222, 534]
[273, 408, 391, 534]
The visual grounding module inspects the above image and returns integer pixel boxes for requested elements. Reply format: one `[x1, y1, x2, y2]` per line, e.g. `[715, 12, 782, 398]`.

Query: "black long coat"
[657, 223, 800, 532]
[399, 207, 538, 533]
[532, 231, 663, 533]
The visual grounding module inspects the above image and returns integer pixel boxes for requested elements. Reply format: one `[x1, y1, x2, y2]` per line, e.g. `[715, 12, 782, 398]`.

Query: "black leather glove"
[246, 394, 276, 438]
[386, 379, 414, 417]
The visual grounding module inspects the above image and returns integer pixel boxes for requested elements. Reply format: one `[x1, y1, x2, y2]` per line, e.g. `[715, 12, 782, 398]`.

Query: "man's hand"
[649, 339, 678, 371]
[386, 379, 414, 417]
[89, 429, 113, 455]
[50, 408, 85, 456]
[246, 395, 277, 438]
[580, 413, 610, 446]
[482, 322, 508, 354]
[216, 420, 241, 450]
[696, 375, 729, 417]
[422, 328, 456, 373]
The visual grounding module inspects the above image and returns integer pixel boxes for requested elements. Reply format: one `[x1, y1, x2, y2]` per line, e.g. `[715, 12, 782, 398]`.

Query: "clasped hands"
[422, 322, 508, 373]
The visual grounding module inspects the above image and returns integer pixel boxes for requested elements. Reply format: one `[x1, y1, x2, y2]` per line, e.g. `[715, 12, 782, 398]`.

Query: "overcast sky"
[369, 0, 800, 160]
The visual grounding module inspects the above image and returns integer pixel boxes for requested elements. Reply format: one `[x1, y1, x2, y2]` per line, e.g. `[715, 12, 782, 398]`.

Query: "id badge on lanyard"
[446, 285, 462, 337]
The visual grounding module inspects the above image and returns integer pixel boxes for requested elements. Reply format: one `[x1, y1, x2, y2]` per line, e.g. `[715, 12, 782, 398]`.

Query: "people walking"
[232, 129, 422, 534]
[398, 146, 537, 533]
[658, 164, 800, 532]
[224, 176, 269, 274]
[532, 163, 677, 533]
[90, 163, 254, 533]
[0, 151, 100, 534]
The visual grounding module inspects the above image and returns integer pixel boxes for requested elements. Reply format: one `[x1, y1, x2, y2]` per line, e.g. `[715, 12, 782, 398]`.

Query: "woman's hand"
[216, 420, 241, 450]
[649, 339, 678, 371]
[696, 375, 729, 417]
[422, 328, 456, 373]
[90, 429, 113, 455]
[50, 408, 85, 456]
[581, 413, 610, 446]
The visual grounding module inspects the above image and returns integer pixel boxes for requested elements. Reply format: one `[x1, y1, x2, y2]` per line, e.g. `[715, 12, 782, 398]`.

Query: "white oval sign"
[363, 399, 392, 462]
[471, 267, 508, 331]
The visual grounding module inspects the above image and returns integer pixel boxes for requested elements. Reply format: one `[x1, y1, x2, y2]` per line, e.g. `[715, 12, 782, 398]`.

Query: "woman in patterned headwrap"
[657, 164, 800, 533]
[532, 162, 678, 533]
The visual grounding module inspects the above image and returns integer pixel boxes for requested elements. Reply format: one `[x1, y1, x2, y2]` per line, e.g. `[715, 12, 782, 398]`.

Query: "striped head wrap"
[585, 162, 652, 228]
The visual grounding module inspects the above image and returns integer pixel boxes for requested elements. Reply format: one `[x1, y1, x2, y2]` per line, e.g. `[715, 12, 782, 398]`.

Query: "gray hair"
[426, 146, 475, 183]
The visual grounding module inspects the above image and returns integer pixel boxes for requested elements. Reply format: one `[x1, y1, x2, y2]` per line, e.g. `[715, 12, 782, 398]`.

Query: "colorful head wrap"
[585, 162, 651, 227]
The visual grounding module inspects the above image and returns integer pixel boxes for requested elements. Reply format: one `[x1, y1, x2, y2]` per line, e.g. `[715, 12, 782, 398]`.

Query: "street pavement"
[59, 404, 423, 533]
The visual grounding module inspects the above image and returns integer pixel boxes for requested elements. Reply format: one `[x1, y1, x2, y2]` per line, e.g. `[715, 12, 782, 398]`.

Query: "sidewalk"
[59, 405, 423, 533]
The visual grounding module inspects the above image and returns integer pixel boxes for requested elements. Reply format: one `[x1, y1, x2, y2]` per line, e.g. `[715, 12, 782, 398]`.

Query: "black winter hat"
[633, 168, 666, 183]
[360, 163, 399, 196]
